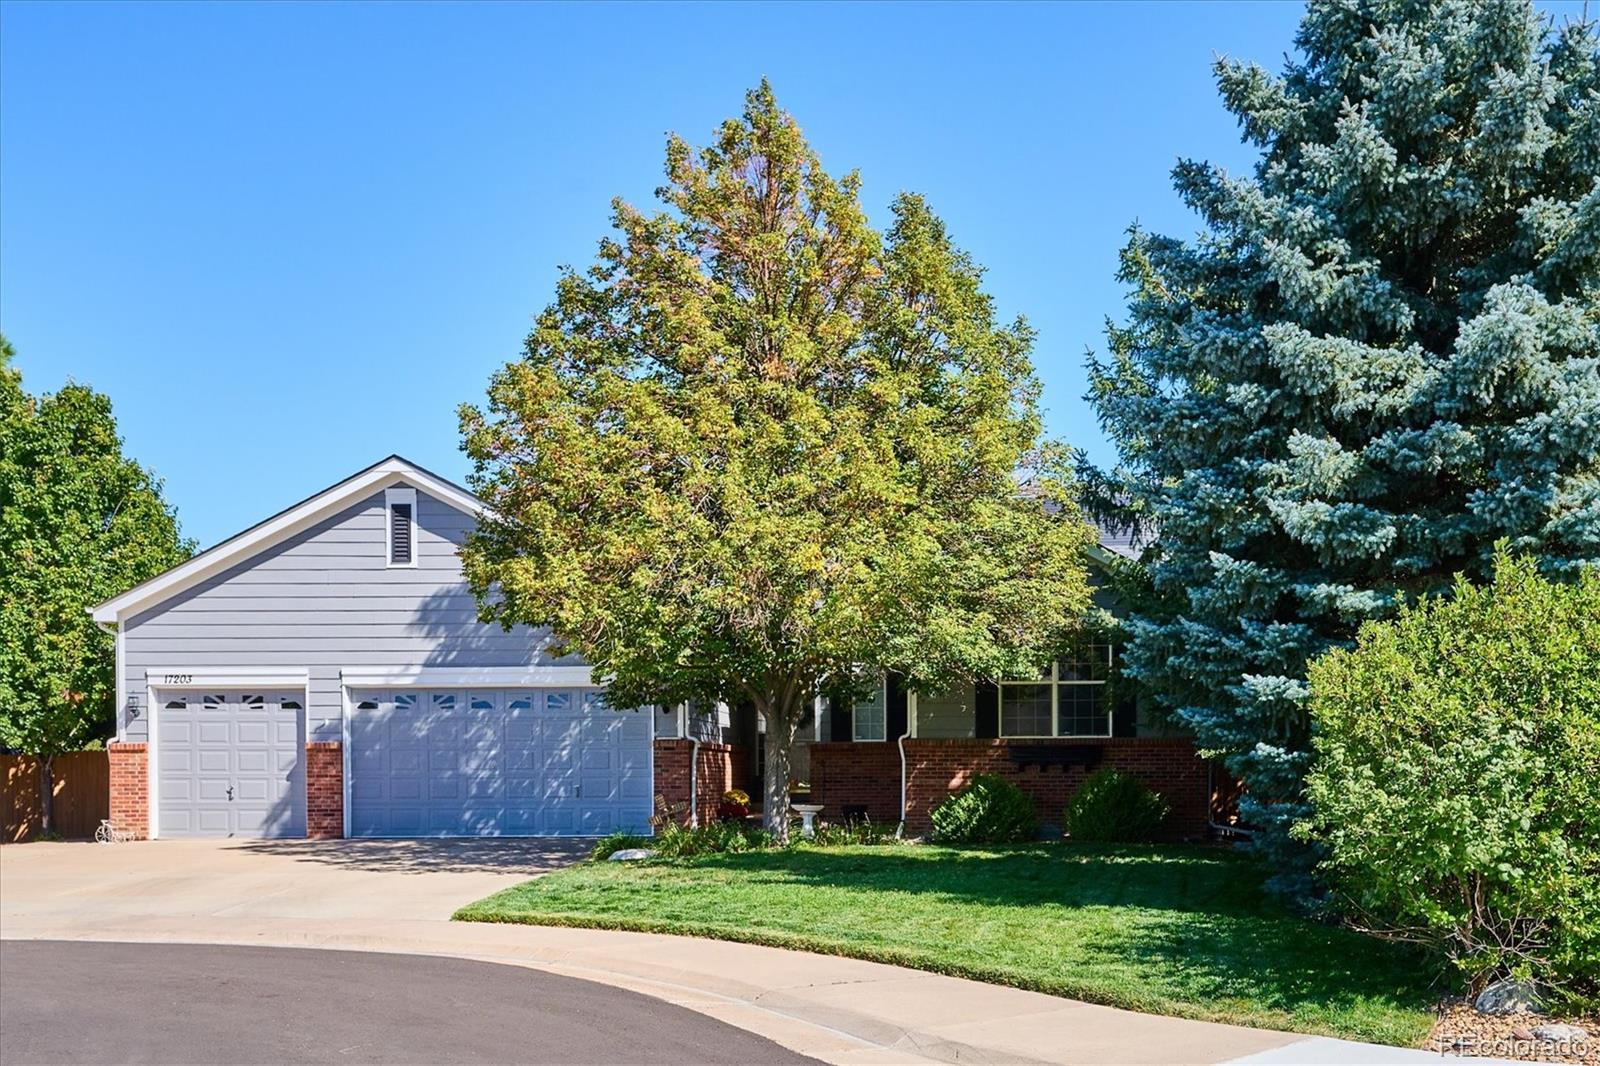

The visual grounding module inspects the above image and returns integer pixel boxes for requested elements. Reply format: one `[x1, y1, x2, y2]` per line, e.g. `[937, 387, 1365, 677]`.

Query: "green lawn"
[455, 843, 1438, 1046]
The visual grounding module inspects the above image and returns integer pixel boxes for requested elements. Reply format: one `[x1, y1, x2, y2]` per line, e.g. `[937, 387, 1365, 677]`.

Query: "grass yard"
[455, 842, 1438, 1046]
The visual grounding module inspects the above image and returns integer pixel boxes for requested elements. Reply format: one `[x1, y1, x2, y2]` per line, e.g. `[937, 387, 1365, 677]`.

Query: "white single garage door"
[347, 688, 651, 837]
[157, 691, 306, 838]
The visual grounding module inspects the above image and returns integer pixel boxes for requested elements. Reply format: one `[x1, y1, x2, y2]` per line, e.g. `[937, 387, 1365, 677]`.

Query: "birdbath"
[790, 803, 825, 839]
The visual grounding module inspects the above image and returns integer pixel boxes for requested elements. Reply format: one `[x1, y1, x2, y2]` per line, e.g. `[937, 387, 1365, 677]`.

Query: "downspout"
[896, 690, 915, 839]
[681, 703, 701, 829]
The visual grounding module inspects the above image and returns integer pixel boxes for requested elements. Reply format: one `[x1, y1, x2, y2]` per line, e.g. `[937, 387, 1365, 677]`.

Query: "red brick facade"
[652, 739, 748, 827]
[811, 738, 1212, 841]
[305, 741, 343, 839]
[808, 741, 903, 828]
[107, 742, 149, 840]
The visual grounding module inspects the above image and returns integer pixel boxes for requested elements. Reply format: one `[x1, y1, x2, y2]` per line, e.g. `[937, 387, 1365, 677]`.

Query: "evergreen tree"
[1084, 0, 1600, 893]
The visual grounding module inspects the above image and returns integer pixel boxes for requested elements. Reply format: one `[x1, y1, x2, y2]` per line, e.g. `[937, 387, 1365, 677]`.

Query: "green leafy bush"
[1064, 769, 1169, 842]
[929, 774, 1037, 844]
[1299, 551, 1600, 1007]
[589, 831, 653, 861]
[653, 821, 773, 857]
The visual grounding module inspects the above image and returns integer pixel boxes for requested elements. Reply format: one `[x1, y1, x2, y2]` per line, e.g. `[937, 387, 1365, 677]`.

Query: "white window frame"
[998, 644, 1114, 739]
[385, 486, 417, 568]
[852, 674, 889, 743]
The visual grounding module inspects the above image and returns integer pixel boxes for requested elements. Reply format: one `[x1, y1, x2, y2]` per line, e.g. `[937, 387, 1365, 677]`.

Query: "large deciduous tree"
[1084, 0, 1600, 892]
[462, 84, 1095, 840]
[0, 337, 193, 833]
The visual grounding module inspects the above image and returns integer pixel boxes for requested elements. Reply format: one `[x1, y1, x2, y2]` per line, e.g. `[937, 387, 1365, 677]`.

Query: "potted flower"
[717, 789, 751, 823]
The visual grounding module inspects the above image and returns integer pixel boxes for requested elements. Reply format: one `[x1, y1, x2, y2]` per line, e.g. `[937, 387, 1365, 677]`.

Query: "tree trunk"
[38, 755, 55, 838]
[760, 704, 799, 843]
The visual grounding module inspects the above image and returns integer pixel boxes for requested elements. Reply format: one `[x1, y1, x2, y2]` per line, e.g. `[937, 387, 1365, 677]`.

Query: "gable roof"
[90, 455, 483, 624]
[1088, 517, 1147, 565]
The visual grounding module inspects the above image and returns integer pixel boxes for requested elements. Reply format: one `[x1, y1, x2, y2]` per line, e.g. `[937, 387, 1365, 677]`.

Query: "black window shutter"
[886, 673, 909, 739]
[390, 503, 413, 564]
[828, 695, 853, 742]
[974, 681, 999, 739]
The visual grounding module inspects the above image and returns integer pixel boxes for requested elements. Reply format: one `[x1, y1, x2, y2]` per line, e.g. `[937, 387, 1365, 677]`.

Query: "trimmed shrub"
[1064, 769, 1169, 842]
[1299, 551, 1600, 1007]
[929, 774, 1037, 844]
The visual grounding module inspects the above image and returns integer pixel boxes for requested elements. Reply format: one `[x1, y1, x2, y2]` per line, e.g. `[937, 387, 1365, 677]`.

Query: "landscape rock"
[607, 848, 657, 862]
[1531, 1023, 1588, 1042]
[1474, 978, 1543, 1015]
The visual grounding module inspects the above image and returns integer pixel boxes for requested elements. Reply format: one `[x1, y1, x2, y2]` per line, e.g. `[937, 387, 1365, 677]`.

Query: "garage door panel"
[506, 773, 541, 800]
[235, 721, 269, 746]
[237, 750, 270, 774]
[390, 748, 424, 774]
[236, 779, 271, 802]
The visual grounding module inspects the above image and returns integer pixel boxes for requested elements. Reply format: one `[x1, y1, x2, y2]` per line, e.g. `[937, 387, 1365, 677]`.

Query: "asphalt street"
[0, 940, 820, 1065]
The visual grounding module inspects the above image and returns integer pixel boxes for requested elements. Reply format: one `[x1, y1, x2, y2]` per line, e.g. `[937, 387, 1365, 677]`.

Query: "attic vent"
[390, 503, 412, 563]
[385, 487, 417, 567]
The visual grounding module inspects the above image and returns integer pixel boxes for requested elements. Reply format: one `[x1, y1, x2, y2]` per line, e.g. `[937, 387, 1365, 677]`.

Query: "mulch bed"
[1427, 1000, 1598, 1064]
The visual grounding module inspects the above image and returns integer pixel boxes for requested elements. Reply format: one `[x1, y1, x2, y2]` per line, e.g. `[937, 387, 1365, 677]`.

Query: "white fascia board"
[90, 458, 486, 624]
[144, 666, 311, 688]
[339, 666, 597, 689]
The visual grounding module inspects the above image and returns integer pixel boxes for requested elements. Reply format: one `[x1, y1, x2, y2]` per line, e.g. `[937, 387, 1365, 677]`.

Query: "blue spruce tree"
[1085, 0, 1599, 896]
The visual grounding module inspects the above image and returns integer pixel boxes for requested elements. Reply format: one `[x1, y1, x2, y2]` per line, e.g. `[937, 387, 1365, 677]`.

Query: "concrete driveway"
[0, 837, 586, 928]
[0, 840, 1463, 1065]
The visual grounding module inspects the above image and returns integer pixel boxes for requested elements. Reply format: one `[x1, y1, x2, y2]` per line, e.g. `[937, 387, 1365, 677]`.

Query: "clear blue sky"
[1, 1, 1582, 547]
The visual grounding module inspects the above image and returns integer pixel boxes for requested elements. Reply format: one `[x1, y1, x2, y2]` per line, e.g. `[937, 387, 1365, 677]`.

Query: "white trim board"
[142, 666, 311, 688]
[90, 456, 484, 624]
[339, 666, 597, 688]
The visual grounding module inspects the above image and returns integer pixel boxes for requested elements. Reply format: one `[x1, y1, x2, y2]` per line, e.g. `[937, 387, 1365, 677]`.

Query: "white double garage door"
[157, 687, 651, 838]
[348, 688, 652, 837]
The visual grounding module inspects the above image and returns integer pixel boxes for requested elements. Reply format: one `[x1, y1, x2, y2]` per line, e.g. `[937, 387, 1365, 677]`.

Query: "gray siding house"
[94, 456, 652, 840]
[94, 455, 1214, 842]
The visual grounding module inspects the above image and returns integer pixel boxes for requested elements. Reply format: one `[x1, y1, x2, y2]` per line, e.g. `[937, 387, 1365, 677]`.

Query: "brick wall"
[811, 738, 1212, 841]
[305, 742, 343, 839]
[653, 739, 745, 827]
[107, 742, 148, 840]
[809, 741, 902, 826]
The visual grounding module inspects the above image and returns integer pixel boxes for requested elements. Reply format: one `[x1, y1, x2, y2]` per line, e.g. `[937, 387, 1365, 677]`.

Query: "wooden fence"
[1, 752, 110, 842]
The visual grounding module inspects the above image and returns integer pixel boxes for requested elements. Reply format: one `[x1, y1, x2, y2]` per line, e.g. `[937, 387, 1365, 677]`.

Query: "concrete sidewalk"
[0, 841, 1475, 1065]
